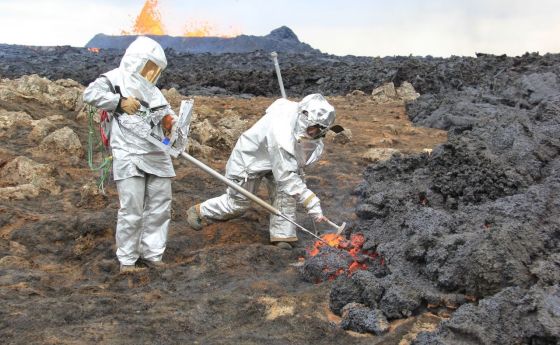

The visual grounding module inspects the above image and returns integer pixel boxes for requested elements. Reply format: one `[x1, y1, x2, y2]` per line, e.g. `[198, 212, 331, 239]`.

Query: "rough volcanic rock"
[0, 110, 33, 138]
[361, 148, 400, 163]
[341, 303, 389, 335]
[27, 118, 57, 142]
[0, 156, 60, 200]
[331, 128, 352, 145]
[301, 246, 354, 284]
[31, 126, 84, 164]
[341, 52, 560, 342]
[370, 82, 419, 104]
[414, 286, 560, 345]
[3, 43, 560, 100]
[0, 74, 84, 112]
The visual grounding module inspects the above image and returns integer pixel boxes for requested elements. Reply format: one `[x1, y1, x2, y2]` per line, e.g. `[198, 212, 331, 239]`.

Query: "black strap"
[100, 75, 117, 94]
[102, 76, 165, 112]
[99, 76, 123, 117]
[114, 85, 123, 97]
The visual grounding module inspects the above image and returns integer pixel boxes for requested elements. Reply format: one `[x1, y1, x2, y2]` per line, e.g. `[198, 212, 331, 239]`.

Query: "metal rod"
[300, 169, 318, 235]
[281, 215, 328, 244]
[270, 51, 287, 99]
[311, 219, 318, 235]
[326, 219, 338, 229]
[180, 152, 328, 244]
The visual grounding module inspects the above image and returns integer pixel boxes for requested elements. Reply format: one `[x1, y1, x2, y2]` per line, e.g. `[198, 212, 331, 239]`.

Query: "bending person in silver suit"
[187, 94, 335, 249]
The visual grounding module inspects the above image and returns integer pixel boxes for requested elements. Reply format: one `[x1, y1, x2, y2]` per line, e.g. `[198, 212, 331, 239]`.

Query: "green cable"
[86, 105, 112, 193]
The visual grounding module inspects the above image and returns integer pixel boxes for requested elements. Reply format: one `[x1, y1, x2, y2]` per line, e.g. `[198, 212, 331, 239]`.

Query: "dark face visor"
[305, 124, 345, 139]
[306, 124, 328, 139]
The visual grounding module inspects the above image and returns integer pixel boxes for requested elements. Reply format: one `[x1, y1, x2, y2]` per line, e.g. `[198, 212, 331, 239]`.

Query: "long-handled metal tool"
[271, 53, 327, 236]
[270, 52, 287, 99]
[181, 152, 334, 244]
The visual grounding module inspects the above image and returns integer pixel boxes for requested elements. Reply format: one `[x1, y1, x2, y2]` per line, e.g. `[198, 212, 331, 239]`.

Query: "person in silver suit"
[83, 36, 177, 272]
[187, 94, 335, 249]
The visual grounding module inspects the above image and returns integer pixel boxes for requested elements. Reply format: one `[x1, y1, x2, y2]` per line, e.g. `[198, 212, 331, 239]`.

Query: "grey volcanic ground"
[0, 38, 559, 345]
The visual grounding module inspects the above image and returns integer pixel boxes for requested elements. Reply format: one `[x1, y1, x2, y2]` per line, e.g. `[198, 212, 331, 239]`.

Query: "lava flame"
[123, 0, 165, 35]
[122, 0, 241, 38]
[183, 21, 242, 38]
[183, 21, 213, 38]
[307, 232, 383, 280]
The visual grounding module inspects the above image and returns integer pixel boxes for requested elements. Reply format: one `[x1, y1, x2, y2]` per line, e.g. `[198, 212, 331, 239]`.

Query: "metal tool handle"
[326, 219, 347, 235]
[180, 152, 328, 244]
[270, 52, 287, 99]
[326, 219, 338, 229]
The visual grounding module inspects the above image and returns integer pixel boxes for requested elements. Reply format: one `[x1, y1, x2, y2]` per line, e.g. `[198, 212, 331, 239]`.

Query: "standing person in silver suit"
[83, 36, 177, 272]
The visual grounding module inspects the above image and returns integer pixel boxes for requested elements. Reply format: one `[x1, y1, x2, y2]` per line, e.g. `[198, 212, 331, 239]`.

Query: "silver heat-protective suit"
[83, 36, 175, 265]
[199, 94, 336, 242]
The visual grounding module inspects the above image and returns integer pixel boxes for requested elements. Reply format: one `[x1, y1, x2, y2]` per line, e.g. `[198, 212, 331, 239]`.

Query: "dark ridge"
[85, 26, 317, 54]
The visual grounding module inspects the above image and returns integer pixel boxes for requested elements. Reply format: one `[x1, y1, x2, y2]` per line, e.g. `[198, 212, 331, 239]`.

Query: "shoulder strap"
[99, 75, 117, 94]
[99, 75, 123, 120]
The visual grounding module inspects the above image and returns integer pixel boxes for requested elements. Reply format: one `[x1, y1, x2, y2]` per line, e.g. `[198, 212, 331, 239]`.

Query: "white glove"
[301, 191, 324, 221]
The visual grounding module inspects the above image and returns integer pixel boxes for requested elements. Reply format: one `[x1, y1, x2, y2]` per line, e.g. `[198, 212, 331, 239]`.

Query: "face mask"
[140, 60, 162, 84]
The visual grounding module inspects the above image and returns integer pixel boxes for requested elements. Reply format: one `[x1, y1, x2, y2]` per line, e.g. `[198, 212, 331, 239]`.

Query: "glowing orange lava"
[307, 232, 382, 280]
[308, 233, 344, 256]
[122, 0, 165, 35]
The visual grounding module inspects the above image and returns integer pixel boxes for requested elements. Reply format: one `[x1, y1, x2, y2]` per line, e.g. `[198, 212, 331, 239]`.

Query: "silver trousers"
[199, 174, 297, 242]
[115, 175, 172, 265]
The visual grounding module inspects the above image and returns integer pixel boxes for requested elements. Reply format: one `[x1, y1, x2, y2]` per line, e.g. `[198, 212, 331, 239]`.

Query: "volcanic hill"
[85, 26, 319, 54]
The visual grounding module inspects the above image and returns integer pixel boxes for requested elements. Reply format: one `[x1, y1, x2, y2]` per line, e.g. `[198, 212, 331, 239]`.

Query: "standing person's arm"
[83, 77, 140, 116]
